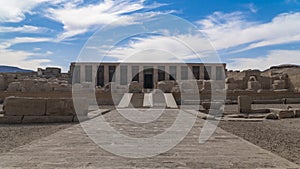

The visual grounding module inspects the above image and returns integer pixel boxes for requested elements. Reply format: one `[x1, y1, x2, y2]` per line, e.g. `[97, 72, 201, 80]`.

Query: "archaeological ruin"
[1, 63, 300, 123]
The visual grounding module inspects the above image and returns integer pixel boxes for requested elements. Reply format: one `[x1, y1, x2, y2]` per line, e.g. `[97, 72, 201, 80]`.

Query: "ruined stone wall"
[262, 65, 300, 92]
[0, 97, 88, 123]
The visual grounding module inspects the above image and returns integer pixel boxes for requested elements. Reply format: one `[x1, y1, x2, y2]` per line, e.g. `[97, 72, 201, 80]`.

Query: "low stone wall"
[0, 97, 88, 124]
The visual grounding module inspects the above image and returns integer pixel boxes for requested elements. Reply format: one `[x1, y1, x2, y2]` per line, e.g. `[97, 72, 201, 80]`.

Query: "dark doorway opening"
[97, 65, 104, 87]
[144, 68, 153, 89]
[144, 74, 153, 89]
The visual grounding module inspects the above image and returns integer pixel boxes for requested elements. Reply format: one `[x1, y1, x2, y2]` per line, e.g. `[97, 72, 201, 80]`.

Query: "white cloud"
[197, 12, 300, 52]
[0, 37, 52, 49]
[0, 25, 48, 33]
[45, 0, 166, 40]
[0, 37, 53, 70]
[0, 0, 79, 23]
[0, 0, 48, 22]
[248, 3, 258, 13]
[228, 50, 300, 71]
[0, 48, 51, 70]
[98, 34, 218, 62]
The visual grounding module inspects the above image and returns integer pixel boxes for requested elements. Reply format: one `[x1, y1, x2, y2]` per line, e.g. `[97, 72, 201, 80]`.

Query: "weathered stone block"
[278, 110, 295, 119]
[164, 81, 175, 93]
[272, 80, 286, 90]
[0, 75, 7, 91]
[238, 96, 252, 114]
[157, 81, 166, 92]
[203, 81, 211, 90]
[129, 81, 142, 93]
[7, 82, 21, 92]
[180, 81, 194, 93]
[265, 113, 278, 120]
[0, 116, 23, 124]
[22, 116, 74, 123]
[54, 84, 71, 92]
[46, 98, 88, 116]
[202, 102, 223, 110]
[197, 80, 204, 90]
[247, 81, 261, 91]
[4, 97, 46, 116]
[269, 108, 295, 119]
[294, 109, 300, 117]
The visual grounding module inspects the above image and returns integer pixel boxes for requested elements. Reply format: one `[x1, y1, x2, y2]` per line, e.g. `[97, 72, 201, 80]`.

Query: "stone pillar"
[211, 66, 216, 80]
[80, 64, 85, 83]
[177, 65, 181, 81]
[153, 65, 158, 87]
[115, 65, 120, 85]
[128, 65, 132, 85]
[200, 65, 205, 80]
[165, 66, 170, 81]
[92, 64, 98, 87]
[139, 66, 143, 87]
[104, 65, 109, 85]
[238, 96, 252, 114]
[188, 66, 193, 80]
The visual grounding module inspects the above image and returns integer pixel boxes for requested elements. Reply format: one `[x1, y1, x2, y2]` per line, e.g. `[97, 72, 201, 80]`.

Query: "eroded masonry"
[1, 63, 300, 123]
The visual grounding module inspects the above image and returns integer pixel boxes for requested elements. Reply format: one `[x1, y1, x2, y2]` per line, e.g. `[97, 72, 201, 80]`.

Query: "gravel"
[0, 123, 73, 153]
[219, 118, 300, 165]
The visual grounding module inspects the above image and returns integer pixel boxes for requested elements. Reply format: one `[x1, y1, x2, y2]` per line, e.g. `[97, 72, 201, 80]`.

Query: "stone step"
[143, 93, 153, 107]
[164, 93, 178, 109]
[117, 93, 133, 108]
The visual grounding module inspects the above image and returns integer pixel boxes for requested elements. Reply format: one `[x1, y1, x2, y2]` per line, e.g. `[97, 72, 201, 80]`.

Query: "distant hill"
[0, 66, 34, 73]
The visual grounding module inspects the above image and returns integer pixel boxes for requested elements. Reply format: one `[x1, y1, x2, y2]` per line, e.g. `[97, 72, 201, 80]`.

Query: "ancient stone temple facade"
[69, 62, 226, 89]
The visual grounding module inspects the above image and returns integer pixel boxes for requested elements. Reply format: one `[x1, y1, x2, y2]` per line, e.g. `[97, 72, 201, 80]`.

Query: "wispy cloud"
[0, 37, 53, 70]
[228, 50, 300, 70]
[0, 48, 51, 70]
[0, 37, 53, 49]
[95, 34, 217, 62]
[247, 3, 258, 13]
[0, 25, 48, 33]
[197, 12, 300, 52]
[0, 0, 47, 22]
[45, 0, 168, 40]
[0, 0, 90, 23]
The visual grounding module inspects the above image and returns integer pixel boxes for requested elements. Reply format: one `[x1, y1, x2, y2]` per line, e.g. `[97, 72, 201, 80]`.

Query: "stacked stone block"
[0, 97, 88, 124]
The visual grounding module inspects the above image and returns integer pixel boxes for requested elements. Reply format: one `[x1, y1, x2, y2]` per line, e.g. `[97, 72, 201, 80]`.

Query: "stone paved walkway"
[0, 109, 298, 169]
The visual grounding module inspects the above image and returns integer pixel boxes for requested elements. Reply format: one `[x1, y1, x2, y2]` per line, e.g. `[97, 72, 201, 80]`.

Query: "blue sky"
[0, 0, 300, 72]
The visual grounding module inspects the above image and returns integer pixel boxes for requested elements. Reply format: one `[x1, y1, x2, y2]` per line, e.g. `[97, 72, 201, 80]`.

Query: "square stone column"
[153, 66, 158, 86]
[200, 65, 205, 80]
[176, 65, 181, 81]
[115, 65, 120, 85]
[80, 64, 85, 83]
[211, 66, 217, 80]
[188, 66, 193, 80]
[139, 66, 143, 87]
[165, 66, 170, 80]
[92, 64, 98, 87]
[127, 65, 132, 85]
[104, 65, 109, 85]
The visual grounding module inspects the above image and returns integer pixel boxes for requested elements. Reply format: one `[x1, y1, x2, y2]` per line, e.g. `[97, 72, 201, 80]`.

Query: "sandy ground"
[0, 123, 73, 153]
[220, 104, 300, 165]
[0, 104, 299, 166]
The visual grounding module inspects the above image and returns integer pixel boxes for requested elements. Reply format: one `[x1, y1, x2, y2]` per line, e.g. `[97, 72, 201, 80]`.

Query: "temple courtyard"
[0, 105, 299, 169]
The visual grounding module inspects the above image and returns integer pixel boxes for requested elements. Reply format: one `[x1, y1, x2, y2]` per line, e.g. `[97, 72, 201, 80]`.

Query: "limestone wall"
[262, 65, 300, 92]
[6, 78, 71, 92]
[0, 97, 88, 124]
